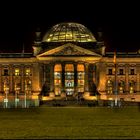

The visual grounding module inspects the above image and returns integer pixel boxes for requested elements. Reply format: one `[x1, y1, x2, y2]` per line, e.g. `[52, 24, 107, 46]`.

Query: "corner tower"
[32, 28, 42, 56]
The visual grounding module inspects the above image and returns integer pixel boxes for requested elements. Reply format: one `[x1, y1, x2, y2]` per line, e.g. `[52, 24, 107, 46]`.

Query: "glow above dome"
[42, 22, 97, 43]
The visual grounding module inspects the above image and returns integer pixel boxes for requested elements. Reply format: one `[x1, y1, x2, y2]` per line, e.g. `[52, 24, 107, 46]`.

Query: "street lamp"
[4, 86, 9, 108]
[24, 80, 28, 108]
[15, 87, 20, 108]
[24, 90, 27, 108]
[114, 51, 118, 106]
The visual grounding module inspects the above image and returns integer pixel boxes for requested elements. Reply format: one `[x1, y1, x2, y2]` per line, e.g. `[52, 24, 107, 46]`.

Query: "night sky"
[0, 1, 140, 53]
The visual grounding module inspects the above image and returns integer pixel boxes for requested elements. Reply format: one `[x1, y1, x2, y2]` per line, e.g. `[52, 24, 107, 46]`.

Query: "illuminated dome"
[42, 22, 96, 43]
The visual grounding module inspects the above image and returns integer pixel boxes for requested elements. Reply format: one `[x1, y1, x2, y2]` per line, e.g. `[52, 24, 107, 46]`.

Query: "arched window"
[77, 64, 85, 92]
[54, 64, 62, 72]
[25, 68, 31, 76]
[14, 68, 20, 76]
[54, 64, 62, 96]
[65, 64, 74, 95]
[65, 64, 74, 71]
[77, 64, 84, 71]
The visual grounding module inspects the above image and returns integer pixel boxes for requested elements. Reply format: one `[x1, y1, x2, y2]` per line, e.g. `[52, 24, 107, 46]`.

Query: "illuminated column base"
[49, 92, 55, 98]
[100, 94, 108, 100]
[42, 96, 53, 101]
[83, 91, 90, 99]
[115, 95, 118, 106]
[61, 92, 66, 98]
[83, 92, 98, 100]
[32, 92, 40, 96]
[32, 95, 39, 100]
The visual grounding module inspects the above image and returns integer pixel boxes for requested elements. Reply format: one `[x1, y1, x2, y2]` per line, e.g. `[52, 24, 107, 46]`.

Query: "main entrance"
[54, 63, 85, 96]
[65, 64, 74, 95]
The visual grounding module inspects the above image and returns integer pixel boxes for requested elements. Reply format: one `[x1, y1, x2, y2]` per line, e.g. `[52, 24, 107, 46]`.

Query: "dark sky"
[0, 1, 140, 53]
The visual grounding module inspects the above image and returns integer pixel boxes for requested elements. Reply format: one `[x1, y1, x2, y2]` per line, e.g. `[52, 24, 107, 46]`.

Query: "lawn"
[0, 106, 140, 139]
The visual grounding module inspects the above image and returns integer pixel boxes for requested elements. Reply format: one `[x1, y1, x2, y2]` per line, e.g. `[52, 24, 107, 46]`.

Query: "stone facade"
[0, 22, 140, 104]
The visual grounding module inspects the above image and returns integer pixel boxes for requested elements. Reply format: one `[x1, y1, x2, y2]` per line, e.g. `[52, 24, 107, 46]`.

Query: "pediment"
[37, 43, 101, 57]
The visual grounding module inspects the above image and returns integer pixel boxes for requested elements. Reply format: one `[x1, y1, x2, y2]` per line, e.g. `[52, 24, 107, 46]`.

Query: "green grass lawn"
[0, 106, 140, 139]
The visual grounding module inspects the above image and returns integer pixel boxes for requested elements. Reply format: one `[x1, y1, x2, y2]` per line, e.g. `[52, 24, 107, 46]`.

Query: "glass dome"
[42, 22, 96, 43]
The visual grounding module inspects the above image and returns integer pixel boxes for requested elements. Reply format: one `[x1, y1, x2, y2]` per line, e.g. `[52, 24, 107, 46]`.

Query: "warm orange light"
[54, 64, 62, 71]
[77, 64, 84, 71]
[65, 64, 74, 71]
[113, 51, 116, 64]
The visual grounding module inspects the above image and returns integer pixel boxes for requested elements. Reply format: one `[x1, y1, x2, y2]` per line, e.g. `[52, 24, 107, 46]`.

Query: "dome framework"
[42, 22, 96, 43]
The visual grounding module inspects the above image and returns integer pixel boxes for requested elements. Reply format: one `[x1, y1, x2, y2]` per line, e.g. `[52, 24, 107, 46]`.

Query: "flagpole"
[25, 91, 27, 108]
[114, 50, 118, 106]
[5, 88, 8, 108]
[114, 62, 118, 106]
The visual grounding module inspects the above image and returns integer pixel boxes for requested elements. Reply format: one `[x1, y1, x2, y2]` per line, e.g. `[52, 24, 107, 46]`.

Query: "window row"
[3, 80, 32, 93]
[108, 68, 135, 75]
[106, 80, 136, 94]
[1, 68, 31, 76]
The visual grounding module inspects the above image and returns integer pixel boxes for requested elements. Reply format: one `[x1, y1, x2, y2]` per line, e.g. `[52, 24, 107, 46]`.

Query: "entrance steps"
[40, 99, 98, 107]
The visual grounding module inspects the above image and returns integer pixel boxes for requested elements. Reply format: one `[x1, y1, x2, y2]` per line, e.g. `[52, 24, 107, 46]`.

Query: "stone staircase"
[39, 98, 98, 107]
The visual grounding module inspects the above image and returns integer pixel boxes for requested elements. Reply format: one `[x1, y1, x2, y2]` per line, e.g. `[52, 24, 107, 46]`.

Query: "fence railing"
[0, 95, 39, 108]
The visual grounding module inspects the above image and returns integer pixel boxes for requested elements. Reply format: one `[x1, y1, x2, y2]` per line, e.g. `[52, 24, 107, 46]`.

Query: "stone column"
[21, 65, 24, 93]
[136, 64, 140, 93]
[9, 65, 13, 93]
[98, 62, 106, 95]
[61, 63, 66, 97]
[125, 64, 129, 94]
[32, 63, 41, 96]
[84, 63, 89, 92]
[136, 74, 139, 93]
[83, 63, 91, 100]
[49, 63, 55, 98]
[0, 65, 2, 93]
[61, 63, 65, 91]
[50, 63, 54, 92]
[43, 64, 46, 84]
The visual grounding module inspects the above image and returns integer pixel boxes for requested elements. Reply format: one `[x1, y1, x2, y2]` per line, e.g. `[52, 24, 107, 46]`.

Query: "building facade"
[0, 22, 140, 107]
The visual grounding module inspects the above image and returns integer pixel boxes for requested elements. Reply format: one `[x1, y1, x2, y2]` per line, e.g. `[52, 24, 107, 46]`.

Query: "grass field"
[0, 106, 140, 139]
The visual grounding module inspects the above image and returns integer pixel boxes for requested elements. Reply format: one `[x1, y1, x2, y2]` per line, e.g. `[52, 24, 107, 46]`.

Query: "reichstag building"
[0, 22, 140, 107]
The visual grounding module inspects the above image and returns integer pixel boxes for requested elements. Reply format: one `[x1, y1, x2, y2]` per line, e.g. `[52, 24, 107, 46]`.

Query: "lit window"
[25, 68, 31, 76]
[54, 64, 62, 96]
[65, 64, 74, 71]
[131, 98, 135, 101]
[25, 80, 32, 91]
[54, 64, 62, 72]
[118, 81, 125, 93]
[119, 87, 123, 93]
[15, 68, 20, 76]
[129, 81, 135, 94]
[3, 83, 9, 92]
[106, 80, 113, 94]
[65, 64, 74, 95]
[14, 83, 21, 92]
[77, 64, 85, 92]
